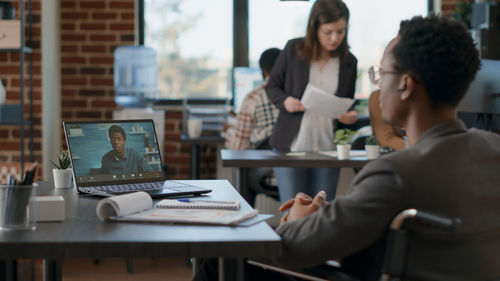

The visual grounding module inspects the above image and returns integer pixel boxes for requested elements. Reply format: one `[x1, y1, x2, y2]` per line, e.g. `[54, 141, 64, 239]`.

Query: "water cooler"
[113, 46, 158, 107]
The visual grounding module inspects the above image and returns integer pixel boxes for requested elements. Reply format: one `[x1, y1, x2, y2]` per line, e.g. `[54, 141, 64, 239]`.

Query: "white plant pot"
[53, 168, 73, 188]
[365, 145, 380, 160]
[336, 145, 351, 160]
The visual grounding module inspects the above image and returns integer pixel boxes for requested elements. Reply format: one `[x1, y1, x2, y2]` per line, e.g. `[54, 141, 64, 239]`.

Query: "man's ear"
[399, 74, 415, 100]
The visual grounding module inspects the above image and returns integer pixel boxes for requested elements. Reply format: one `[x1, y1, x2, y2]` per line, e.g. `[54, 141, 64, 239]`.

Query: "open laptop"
[63, 119, 211, 198]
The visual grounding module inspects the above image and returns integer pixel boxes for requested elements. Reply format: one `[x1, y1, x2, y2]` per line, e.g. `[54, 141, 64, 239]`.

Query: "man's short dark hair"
[259, 48, 281, 74]
[108, 125, 126, 140]
[392, 15, 480, 107]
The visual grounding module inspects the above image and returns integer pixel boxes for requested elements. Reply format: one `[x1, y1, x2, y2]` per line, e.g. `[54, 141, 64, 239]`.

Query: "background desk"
[0, 180, 280, 281]
[220, 149, 370, 203]
[180, 134, 225, 179]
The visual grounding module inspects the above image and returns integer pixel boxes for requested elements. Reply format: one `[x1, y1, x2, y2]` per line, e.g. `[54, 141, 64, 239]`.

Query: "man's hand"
[280, 191, 326, 224]
[338, 110, 359, 125]
[283, 97, 305, 113]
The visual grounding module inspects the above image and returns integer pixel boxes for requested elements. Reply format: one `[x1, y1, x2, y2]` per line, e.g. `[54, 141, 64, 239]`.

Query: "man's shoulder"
[376, 128, 500, 174]
[469, 127, 500, 140]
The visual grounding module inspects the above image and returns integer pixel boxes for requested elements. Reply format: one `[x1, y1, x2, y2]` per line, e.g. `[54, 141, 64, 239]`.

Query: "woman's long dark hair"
[297, 0, 350, 61]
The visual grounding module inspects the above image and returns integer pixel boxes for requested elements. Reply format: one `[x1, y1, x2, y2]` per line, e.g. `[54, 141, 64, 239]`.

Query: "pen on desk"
[177, 199, 236, 204]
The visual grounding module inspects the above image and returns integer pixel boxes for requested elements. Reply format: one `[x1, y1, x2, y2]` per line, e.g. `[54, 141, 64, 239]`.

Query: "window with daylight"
[145, 0, 233, 99]
[144, 0, 427, 100]
[249, 0, 427, 99]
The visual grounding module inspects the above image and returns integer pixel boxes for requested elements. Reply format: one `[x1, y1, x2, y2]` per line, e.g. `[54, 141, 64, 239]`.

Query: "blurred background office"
[0, 0, 497, 184]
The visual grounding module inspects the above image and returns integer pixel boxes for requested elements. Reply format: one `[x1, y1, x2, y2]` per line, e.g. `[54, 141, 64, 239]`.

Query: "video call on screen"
[65, 122, 164, 184]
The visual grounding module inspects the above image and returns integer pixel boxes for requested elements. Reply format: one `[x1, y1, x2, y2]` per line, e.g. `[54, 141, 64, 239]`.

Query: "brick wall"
[164, 110, 218, 179]
[60, 0, 135, 122]
[0, 0, 42, 166]
[59, 0, 216, 180]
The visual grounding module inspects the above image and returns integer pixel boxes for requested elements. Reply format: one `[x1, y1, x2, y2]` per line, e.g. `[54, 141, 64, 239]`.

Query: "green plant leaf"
[333, 129, 355, 145]
[54, 149, 72, 170]
[49, 160, 61, 170]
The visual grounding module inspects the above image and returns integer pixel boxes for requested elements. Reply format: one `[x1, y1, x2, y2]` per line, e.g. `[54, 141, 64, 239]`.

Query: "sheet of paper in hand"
[301, 83, 355, 118]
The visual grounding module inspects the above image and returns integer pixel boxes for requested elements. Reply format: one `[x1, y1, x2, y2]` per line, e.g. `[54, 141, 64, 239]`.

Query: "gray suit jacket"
[266, 38, 357, 151]
[275, 120, 500, 281]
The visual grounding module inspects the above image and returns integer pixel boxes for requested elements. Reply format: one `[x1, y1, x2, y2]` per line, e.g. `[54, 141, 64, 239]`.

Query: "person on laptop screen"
[101, 125, 149, 174]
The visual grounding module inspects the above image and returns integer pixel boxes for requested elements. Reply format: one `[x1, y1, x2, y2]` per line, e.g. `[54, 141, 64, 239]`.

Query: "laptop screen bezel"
[63, 119, 167, 188]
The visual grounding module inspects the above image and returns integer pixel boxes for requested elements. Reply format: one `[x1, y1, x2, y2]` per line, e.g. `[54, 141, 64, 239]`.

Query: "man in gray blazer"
[276, 15, 500, 281]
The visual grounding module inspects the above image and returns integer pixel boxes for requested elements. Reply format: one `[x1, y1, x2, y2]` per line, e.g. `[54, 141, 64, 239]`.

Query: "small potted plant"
[50, 149, 73, 188]
[334, 129, 355, 160]
[364, 135, 380, 160]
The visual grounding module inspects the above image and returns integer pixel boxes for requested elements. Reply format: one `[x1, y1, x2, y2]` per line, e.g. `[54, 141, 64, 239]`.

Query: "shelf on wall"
[0, 46, 33, 53]
[0, 104, 32, 125]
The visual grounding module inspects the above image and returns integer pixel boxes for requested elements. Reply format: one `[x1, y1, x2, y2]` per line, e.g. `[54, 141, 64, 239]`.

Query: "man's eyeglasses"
[368, 65, 400, 87]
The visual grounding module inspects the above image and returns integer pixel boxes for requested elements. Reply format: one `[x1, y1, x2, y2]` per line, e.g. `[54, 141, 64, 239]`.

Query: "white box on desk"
[32, 196, 65, 222]
[0, 20, 21, 49]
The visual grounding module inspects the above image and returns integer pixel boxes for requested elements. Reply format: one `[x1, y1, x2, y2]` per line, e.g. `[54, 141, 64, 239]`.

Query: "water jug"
[113, 46, 158, 107]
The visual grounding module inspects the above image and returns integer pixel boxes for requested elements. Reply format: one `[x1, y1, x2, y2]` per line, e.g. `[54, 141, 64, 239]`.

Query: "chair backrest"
[381, 209, 461, 281]
[351, 135, 369, 150]
[350, 126, 373, 150]
[0, 162, 39, 185]
[248, 209, 462, 281]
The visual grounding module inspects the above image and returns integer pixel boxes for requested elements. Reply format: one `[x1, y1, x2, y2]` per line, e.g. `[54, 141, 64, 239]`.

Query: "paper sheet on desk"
[301, 84, 355, 118]
[319, 150, 367, 157]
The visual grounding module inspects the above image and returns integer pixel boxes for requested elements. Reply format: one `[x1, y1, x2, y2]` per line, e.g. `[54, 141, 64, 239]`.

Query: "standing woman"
[266, 0, 358, 204]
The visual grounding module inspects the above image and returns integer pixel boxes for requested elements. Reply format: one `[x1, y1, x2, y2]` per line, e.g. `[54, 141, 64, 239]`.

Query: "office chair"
[350, 135, 369, 150]
[249, 208, 461, 281]
[244, 137, 279, 207]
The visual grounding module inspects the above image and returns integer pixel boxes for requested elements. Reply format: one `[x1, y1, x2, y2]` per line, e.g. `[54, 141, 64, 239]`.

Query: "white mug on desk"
[187, 119, 203, 138]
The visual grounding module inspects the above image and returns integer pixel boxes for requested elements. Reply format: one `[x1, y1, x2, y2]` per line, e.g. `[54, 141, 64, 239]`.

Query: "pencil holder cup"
[0, 183, 37, 231]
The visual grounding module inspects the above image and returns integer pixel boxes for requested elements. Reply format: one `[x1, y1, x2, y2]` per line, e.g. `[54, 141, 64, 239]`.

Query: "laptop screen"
[63, 120, 165, 186]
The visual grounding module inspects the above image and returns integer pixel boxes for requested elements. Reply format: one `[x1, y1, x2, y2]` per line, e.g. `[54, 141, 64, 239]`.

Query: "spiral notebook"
[156, 199, 241, 210]
[96, 192, 255, 225]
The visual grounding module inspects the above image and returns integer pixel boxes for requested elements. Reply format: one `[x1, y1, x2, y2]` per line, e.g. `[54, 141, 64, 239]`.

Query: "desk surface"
[221, 149, 370, 168]
[0, 180, 281, 260]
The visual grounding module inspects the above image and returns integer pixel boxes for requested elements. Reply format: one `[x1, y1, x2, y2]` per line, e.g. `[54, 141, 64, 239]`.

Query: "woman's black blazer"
[266, 38, 358, 151]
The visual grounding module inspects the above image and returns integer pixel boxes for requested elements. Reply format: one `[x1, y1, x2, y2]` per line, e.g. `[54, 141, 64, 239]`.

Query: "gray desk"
[220, 149, 370, 202]
[0, 180, 281, 281]
[180, 134, 225, 179]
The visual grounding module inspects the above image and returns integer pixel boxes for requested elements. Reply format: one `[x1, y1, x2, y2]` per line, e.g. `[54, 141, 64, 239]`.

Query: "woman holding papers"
[266, 0, 358, 204]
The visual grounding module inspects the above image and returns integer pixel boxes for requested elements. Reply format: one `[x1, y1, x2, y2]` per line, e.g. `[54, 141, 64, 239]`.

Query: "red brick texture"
[2, 1, 460, 180]
[59, 0, 215, 179]
[0, 0, 42, 166]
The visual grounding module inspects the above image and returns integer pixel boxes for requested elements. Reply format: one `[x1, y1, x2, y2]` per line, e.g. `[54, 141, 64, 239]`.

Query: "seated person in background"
[101, 125, 146, 174]
[276, 15, 500, 280]
[225, 48, 281, 150]
[368, 89, 406, 150]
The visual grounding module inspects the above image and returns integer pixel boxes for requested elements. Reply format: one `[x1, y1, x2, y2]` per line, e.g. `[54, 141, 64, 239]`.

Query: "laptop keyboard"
[84, 181, 190, 194]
